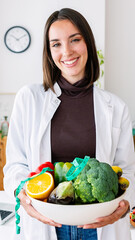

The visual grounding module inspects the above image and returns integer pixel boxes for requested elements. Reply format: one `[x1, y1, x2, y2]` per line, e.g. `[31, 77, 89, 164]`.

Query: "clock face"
[4, 26, 31, 53]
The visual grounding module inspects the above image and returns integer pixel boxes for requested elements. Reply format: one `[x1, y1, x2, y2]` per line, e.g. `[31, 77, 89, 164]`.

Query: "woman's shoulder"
[16, 83, 45, 96]
[94, 86, 126, 107]
[14, 84, 49, 102]
[12, 84, 46, 109]
[15, 83, 61, 106]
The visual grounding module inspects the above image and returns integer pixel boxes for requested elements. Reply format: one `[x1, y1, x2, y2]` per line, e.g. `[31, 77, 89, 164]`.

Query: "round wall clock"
[4, 26, 31, 53]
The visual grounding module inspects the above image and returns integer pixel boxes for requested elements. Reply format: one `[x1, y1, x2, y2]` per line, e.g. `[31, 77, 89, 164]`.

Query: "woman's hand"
[78, 200, 129, 229]
[18, 189, 62, 227]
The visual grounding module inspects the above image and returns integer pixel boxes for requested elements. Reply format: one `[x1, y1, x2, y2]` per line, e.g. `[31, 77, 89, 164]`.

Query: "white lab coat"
[4, 83, 135, 240]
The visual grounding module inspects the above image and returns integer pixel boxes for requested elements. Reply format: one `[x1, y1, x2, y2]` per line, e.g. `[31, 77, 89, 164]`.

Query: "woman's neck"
[61, 74, 85, 85]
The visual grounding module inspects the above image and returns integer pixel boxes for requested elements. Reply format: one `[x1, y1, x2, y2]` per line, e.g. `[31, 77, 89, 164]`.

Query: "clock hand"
[10, 34, 18, 40]
[18, 34, 27, 40]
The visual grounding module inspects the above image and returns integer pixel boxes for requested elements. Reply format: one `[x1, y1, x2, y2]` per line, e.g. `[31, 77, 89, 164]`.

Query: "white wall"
[105, 0, 135, 122]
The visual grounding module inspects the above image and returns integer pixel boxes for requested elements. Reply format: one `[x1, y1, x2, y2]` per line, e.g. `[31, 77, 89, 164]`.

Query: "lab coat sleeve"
[113, 104, 135, 209]
[3, 87, 30, 198]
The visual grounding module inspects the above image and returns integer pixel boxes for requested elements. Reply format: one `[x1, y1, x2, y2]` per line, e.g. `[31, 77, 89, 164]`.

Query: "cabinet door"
[0, 138, 6, 167]
[0, 166, 4, 190]
[0, 137, 7, 190]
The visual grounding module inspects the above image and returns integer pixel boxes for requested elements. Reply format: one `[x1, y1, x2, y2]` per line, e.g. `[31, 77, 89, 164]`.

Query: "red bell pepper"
[27, 162, 54, 178]
[35, 161, 54, 174]
[27, 172, 37, 178]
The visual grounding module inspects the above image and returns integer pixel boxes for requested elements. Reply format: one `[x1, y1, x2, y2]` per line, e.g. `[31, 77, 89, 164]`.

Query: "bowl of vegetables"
[26, 158, 129, 225]
[29, 190, 126, 225]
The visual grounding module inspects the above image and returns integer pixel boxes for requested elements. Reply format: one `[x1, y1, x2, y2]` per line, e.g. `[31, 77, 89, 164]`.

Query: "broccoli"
[73, 158, 119, 203]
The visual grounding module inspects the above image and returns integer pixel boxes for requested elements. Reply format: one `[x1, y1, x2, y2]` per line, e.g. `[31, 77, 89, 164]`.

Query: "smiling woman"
[43, 8, 99, 91]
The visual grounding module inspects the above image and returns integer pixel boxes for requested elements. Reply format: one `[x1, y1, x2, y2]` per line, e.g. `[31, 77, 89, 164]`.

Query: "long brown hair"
[43, 8, 100, 92]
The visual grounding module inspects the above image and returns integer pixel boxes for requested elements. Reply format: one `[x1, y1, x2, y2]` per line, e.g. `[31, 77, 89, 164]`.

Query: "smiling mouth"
[62, 58, 79, 65]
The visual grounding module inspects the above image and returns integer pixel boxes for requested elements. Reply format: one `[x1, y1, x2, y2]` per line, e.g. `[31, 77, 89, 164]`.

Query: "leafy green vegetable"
[73, 158, 118, 203]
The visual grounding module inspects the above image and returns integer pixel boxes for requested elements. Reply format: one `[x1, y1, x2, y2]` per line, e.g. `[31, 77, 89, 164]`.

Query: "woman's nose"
[63, 43, 73, 56]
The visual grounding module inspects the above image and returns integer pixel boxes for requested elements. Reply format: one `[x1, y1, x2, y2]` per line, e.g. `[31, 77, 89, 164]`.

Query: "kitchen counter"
[0, 191, 16, 240]
[0, 191, 135, 240]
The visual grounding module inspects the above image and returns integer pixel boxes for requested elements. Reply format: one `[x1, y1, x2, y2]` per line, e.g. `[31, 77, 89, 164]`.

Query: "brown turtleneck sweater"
[51, 76, 96, 163]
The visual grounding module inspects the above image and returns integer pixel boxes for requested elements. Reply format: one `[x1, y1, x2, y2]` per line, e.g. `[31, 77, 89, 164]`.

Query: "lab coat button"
[55, 99, 59, 104]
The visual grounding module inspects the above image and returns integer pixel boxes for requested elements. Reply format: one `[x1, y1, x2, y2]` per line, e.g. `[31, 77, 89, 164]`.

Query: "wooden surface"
[0, 136, 7, 190]
[133, 135, 135, 149]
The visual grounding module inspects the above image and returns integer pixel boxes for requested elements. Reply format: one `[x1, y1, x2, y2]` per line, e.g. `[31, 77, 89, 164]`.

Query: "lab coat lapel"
[39, 93, 60, 142]
[37, 83, 61, 162]
[94, 87, 113, 164]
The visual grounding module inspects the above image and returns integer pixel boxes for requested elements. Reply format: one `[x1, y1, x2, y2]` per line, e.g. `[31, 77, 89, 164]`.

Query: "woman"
[4, 8, 135, 240]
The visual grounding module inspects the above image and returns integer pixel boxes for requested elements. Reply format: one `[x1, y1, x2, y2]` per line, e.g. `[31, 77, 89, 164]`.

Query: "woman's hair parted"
[42, 8, 100, 92]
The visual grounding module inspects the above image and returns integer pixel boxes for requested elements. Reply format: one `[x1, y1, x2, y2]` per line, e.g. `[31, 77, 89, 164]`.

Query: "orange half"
[25, 172, 54, 200]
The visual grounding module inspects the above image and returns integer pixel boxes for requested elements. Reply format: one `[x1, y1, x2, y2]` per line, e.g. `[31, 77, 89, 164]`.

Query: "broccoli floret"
[73, 158, 118, 203]
[74, 174, 96, 203]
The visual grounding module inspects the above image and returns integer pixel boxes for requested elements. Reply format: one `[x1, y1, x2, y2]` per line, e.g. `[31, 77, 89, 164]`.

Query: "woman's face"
[49, 19, 88, 84]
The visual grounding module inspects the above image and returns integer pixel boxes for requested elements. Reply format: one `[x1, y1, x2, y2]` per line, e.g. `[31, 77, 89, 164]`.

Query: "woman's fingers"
[78, 200, 129, 229]
[18, 189, 32, 206]
[25, 203, 61, 227]
[18, 189, 62, 227]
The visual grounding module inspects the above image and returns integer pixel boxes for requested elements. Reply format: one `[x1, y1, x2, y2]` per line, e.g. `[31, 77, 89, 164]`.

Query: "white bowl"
[30, 191, 126, 225]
